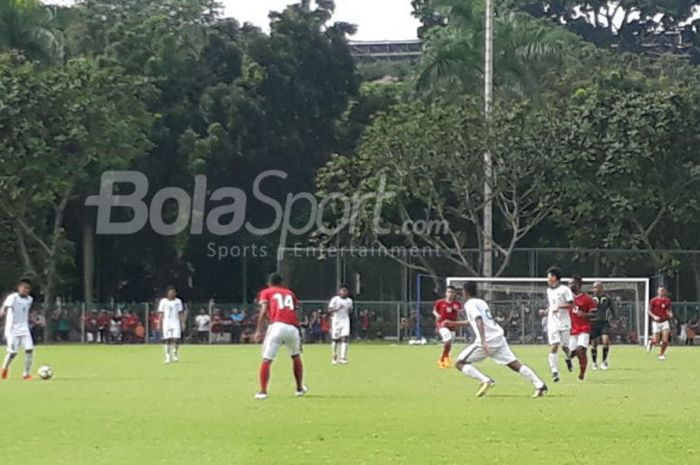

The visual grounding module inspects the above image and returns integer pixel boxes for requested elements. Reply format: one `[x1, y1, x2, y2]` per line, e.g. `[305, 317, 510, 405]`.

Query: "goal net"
[445, 277, 650, 346]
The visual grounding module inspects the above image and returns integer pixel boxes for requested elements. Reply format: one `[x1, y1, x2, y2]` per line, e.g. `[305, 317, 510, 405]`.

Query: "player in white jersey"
[447, 282, 548, 398]
[1, 278, 35, 380]
[157, 286, 185, 363]
[328, 285, 353, 365]
[539, 267, 574, 383]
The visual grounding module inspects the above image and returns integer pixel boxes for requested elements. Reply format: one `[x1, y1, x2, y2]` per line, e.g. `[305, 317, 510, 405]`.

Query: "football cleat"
[22, 374, 33, 381]
[592, 363, 598, 371]
[295, 385, 309, 397]
[657, 355, 667, 361]
[532, 384, 549, 398]
[1, 368, 8, 380]
[601, 361, 609, 370]
[476, 379, 496, 397]
[552, 372, 560, 383]
[254, 392, 268, 400]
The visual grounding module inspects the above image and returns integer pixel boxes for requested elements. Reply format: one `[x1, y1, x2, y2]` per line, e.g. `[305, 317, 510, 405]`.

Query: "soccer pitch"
[1, 344, 697, 465]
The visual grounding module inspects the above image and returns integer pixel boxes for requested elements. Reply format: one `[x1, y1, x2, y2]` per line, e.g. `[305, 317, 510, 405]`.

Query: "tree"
[0, 55, 153, 307]
[316, 100, 570, 278]
[556, 78, 700, 274]
[516, 0, 700, 62]
[414, 0, 585, 100]
[0, 0, 66, 63]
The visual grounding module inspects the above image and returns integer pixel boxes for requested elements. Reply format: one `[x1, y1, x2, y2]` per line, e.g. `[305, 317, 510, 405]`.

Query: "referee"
[591, 282, 615, 370]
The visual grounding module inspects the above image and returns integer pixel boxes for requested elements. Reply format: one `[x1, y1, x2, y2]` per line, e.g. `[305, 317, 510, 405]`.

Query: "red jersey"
[434, 299, 462, 325]
[258, 286, 300, 326]
[649, 297, 672, 322]
[571, 293, 597, 335]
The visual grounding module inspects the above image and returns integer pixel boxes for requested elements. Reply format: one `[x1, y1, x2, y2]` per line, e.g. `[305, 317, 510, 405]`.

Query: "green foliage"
[0, 55, 153, 298]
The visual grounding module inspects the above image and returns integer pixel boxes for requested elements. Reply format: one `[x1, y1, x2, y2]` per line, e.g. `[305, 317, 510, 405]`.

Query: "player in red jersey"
[432, 286, 462, 368]
[253, 273, 307, 399]
[569, 277, 597, 380]
[647, 287, 673, 360]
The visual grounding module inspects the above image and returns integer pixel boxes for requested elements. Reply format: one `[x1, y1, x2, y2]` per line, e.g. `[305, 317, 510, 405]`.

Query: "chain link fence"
[3, 299, 699, 346]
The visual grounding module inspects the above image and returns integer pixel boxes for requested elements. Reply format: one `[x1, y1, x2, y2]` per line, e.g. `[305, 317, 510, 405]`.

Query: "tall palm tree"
[0, 0, 65, 63]
[415, 0, 583, 101]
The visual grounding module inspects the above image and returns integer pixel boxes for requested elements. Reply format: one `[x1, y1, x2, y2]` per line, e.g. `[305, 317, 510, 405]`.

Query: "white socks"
[461, 364, 490, 383]
[23, 352, 33, 377]
[164, 344, 172, 362]
[519, 365, 544, 389]
[331, 341, 338, 359]
[548, 353, 559, 374]
[2, 353, 13, 370]
[340, 342, 348, 360]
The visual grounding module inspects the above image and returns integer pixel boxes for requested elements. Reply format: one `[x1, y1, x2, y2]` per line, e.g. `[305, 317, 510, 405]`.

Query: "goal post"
[444, 277, 651, 346]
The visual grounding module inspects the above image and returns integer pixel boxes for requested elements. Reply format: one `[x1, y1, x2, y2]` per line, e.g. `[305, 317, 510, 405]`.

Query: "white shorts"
[457, 341, 517, 366]
[162, 325, 181, 340]
[548, 327, 571, 347]
[652, 321, 671, 334]
[262, 322, 301, 360]
[6, 333, 34, 353]
[332, 318, 350, 339]
[438, 327, 455, 343]
[569, 333, 590, 351]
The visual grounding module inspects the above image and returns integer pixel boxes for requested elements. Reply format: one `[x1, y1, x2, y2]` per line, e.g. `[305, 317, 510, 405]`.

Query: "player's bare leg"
[455, 359, 495, 397]
[292, 354, 307, 396]
[339, 336, 350, 364]
[572, 346, 588, 380]
[1, 351, 17, 380]
[506, 360, 548, 398]
[658, 330, 670, 360]
[255, 358, 272, 399]
[647, 333, 658, 352]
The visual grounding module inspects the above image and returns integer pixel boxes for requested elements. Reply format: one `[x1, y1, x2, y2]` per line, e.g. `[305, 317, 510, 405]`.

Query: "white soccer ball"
[38, 365, 54, 380]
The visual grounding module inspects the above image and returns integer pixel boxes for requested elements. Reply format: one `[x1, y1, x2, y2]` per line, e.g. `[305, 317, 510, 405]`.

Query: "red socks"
[293, 356, 304, 390]
[259, 360, 271, 393]
[441, 342, 452, 361]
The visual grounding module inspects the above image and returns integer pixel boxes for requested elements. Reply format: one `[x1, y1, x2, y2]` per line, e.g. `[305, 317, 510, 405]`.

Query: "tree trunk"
[82, 215, 95, 305]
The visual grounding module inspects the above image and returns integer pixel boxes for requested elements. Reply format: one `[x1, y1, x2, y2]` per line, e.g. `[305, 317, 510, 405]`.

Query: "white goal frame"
[445, 277, 651, 346]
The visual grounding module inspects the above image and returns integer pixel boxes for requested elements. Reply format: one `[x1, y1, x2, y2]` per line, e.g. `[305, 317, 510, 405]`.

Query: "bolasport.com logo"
[85, 170, 449, 259]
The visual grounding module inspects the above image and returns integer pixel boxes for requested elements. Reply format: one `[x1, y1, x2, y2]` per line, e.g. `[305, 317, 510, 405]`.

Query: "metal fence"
[5, 300, 699, 346]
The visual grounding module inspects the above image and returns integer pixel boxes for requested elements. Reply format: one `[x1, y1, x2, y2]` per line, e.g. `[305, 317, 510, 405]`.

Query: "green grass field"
[1, 344, 698, 465]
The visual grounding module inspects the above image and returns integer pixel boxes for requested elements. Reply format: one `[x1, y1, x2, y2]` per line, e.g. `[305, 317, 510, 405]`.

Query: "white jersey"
[546, 284, 573, 330]
[158, 298, 184, 329]
[464, 298, 506, 346]
[2, 292, 33, 337]
[328, 296, 353, 322]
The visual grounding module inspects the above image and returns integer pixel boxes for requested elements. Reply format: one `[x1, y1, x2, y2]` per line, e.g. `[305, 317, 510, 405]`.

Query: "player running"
[1, 278, 35, 380]
[569, 277, 597, 381]
[254, 273, 307, 399]
[539, 267, 574, 383]
[647, 286, 673, 360]
[590, 282, 614, 370]
[432, 286, 462, 368]
[158, 286, 185, 364]
[328, 285, 353, 365]
[447, 282, 548, 398]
